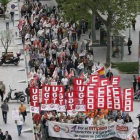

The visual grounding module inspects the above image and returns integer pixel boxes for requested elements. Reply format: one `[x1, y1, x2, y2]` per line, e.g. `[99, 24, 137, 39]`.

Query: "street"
[0, 0, 140, 140]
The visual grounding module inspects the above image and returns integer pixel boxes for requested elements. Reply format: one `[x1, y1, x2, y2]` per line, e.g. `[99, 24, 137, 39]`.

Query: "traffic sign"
[11, 4, 16, 9]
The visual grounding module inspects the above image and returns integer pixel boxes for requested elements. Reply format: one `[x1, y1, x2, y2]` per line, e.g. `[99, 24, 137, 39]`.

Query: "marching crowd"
[32, 109, 133, 140]
[18, 1, 136, 140]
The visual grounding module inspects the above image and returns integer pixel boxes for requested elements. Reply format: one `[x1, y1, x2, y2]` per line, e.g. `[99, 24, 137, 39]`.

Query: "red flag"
[111, 87, 122, 110]
[96, 86, 107, 109]
[51, 86, 59, 104]
[123, 88, 133, 112]
[85, 86, 96, 110]
[98, 78, 109, 86]
[67, 92, 75, 110]
[111, 76, 120, 87]
[30, 88, 39, 107]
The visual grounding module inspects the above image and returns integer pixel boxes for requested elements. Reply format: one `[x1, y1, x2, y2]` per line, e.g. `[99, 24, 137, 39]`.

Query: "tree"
[0, 0, 10, 11]
[0, 30, 14, 54]
[57, 0, 140, 65]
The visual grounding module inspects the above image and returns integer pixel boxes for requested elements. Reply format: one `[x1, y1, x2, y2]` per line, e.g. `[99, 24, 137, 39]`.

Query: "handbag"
[24, 110, 27, 116]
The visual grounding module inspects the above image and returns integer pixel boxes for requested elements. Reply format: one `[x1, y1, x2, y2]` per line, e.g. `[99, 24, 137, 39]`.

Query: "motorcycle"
[0, 52, 21, 66]
[5, 85, 26, 102]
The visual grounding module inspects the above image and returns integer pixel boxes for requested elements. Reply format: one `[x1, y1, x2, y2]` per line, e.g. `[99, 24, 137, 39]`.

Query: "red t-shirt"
[33, 114, 41, 122]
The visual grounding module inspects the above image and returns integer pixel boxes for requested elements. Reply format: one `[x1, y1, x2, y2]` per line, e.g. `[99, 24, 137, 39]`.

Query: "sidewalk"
[0, 0, 34, 140]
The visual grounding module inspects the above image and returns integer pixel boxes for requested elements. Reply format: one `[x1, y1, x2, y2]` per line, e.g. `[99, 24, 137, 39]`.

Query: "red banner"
[106, 85, 113, 109]
[123, 88, 133, 112]
[98, 78, 109, 86]
[42, 86, 51, 104]
[51, 86, 59, 104]
[58, 86, 65, 105]
[89, 75, 99, 86]
[85, 86, 95, 110]
[73, 78, 84, 87]
[96, 87, 107, 109]
[67, 92, 75, 110]
[74, 85, 86, 111]
[111, 76, 120, 87]
[30, 88, 39, 107]
[111, 87, 122, 110]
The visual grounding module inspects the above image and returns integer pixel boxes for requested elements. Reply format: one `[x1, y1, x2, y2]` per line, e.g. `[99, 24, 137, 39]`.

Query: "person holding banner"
[33, 121, 41, 140]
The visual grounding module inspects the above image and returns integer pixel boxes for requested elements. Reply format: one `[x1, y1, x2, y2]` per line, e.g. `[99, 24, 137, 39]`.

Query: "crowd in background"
[19, 1, 135, 140]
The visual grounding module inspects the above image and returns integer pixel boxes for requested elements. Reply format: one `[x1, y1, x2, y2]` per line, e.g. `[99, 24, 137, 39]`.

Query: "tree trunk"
[91, 11, 96, 43]
[5, 42, 8, 54]
[106, 29, 112, 65]
[5, 48, 8, 54]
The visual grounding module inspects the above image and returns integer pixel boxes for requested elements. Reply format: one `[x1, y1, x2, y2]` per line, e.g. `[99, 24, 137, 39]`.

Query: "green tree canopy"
[0, 0, 10, 6]
[57, 0, 140, 65]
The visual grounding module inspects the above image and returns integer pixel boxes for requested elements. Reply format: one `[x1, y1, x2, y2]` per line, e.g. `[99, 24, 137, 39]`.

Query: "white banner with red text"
[48, 121, 134, 140]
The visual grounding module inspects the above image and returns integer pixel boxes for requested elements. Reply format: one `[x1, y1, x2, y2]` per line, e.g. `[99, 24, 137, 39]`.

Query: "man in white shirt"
[87, 53, 94, 61]
[96, 62, 101, 70]
[117, 115, 124, 124]
[61, 76, 68, 86]
[86, 115, 93, 125]
[15, 112, 24, 136]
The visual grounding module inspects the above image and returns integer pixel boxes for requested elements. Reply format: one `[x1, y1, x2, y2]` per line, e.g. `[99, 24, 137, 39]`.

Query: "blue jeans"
[17, 125, 22, 135]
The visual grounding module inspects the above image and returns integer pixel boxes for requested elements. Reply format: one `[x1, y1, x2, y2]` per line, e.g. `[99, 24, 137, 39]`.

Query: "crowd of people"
[17, 1, 136, 140]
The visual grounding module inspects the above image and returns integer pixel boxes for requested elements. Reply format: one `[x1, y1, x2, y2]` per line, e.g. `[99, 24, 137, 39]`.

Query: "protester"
[18, 1, 134, 139]
[15, 112, 24, 136]
[19, 102, 26, 122]
[33, 121, 41, 140]
[1, 100, 9, 124]
[3, 131, 12, 140]
[106, 69, 113, 82]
